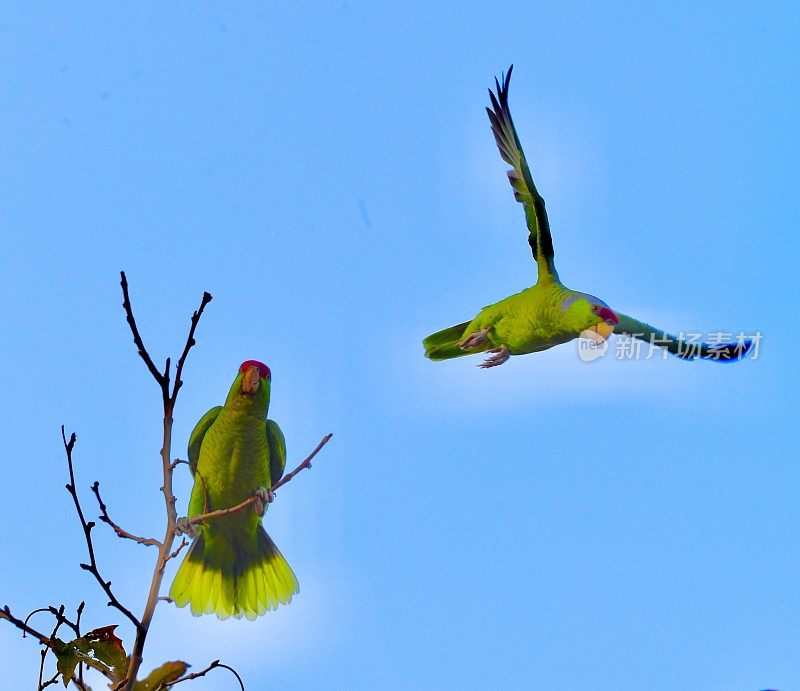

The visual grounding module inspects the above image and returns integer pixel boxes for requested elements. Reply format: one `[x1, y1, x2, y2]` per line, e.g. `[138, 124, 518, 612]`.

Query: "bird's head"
[225, 360, 272, 413]
[561, 293, 619, 343]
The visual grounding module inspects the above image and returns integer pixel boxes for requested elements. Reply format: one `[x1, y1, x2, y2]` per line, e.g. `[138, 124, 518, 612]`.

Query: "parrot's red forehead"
[239, 360, 271, 379]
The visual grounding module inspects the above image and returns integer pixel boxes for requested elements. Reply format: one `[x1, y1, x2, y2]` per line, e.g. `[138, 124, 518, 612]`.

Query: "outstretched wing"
[615, 313, 753, 362]
[187, 406, 222, 474]
[487, 65, 558, 283]
[266, 419, 287, 487]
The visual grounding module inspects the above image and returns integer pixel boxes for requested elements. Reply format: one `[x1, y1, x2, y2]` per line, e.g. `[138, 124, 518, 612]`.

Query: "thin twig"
[187, 433, 333, 527]
[24, 608, 52, 634]
[49, 605, 82, 638]
[91, 481, 162, 548]
[25, 604, 83, 689]
[170, 291, 213, 404]
[0, 605, 61, 648]
[3, 605, 112, 687]
[119, 271, 165, 389]
[118, 282, 212, 691]
[38, 670, 60, 689]
[61, 428, 142, 631]
[187, 495, 257, 526]
[272, 433, 333, 493]
[23, 604, 81, 639]
[37, 641, 49, 690]
[74, 601, 85, 689]
[165, 537, 189, 563]
[38, 605, 67, 690]
[164, 659, 245, 690]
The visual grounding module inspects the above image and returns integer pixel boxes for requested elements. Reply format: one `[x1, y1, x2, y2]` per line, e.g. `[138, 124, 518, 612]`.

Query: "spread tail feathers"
[169, 527, 298, 620]
[423, 321, 479, 360]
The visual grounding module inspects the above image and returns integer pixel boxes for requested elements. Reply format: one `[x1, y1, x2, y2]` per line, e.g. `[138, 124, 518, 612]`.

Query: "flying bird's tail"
[423, 320, 482, 360]
[169, 526, 298, 620]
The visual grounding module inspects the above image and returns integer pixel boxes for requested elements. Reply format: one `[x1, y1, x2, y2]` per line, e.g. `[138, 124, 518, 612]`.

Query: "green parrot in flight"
[170, 360, 298, 620]
[423, 66, 752, 367]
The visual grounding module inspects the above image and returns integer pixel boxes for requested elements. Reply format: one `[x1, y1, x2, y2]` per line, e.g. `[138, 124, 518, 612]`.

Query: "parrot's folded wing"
[266, 419, 287, 486]
[487, 65, 558, 283]
[614, 313, 753, 362]
[187, 406, 222, 474]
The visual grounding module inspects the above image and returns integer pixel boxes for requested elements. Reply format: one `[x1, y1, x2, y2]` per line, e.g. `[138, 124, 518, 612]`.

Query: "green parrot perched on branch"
[170, 360, 298, 620]
[423, 66, 752, 366]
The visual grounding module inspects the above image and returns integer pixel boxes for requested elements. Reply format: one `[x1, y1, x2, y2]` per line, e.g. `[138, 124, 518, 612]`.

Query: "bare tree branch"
[74, 601, 85, 687]
[170, 292, 213, 405]
[38, 669, 60, 690]
[37, 605, 68, 691]
[119, 271, 165, 390]
[272, 433, 333, 493]
[1, 605, 61, 647]
[25, 603, 83, 640]
[92, 481, 161, 548]
[165, 537, 189, 564]
[10, 603, 91, 689]
[118, 281, 212, 691]
[50, 604, 83, 639]
[37, 639, 50, 689]
[24, 608, 52, 633]
[61, 427, 142, 631]
[186, 433, 333, 528]
[187, 495, 257, 526]
[164, 659, 245, 690]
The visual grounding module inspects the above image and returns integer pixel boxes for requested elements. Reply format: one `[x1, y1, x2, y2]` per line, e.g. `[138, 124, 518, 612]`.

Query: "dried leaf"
[54, 624, 128, 684]
[77, 625, 127, 676]
[133, 660, 190, 690]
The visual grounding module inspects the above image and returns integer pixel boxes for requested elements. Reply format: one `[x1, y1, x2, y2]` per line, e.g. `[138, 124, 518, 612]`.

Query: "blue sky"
[1, 2, 798, 689]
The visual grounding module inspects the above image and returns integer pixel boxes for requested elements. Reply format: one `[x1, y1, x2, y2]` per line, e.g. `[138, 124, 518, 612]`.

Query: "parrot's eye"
[239, 360, 271, 380]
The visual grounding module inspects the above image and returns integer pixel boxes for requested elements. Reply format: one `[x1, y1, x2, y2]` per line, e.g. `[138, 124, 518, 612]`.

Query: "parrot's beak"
[241, 365, 261, 394]
[595, 320, 616, 340]
[580, 320, 616, 344]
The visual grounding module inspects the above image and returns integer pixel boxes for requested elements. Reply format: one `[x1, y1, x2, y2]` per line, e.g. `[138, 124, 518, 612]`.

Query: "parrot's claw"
[174, 516, 197, 538]
[478, 345, 510, 368]
[458, 328, 489, 350]
[254, 486, 275, 516]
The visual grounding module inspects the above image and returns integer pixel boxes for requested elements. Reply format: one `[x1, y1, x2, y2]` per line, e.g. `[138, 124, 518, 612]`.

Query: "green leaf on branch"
[54, 625, 128, 685]
[54, 644, 80, 687]
[133, 661, 189, 690]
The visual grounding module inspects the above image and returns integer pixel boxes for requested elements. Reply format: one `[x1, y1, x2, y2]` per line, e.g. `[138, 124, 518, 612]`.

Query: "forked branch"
[61, 428, 142, 631]
[117, 276, 213, 691]
[91, 482, 161, 548]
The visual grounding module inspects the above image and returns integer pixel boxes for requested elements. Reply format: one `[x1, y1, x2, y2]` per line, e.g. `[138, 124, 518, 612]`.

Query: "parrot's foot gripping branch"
[479, 345, 510, 368]
[458, 328, 489, 350]
[254, 486, 276, 516]
[174, 516, 197, 538]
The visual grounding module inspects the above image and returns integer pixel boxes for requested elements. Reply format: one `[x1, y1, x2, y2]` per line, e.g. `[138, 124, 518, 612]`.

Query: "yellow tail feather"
[170, 527, 298, 620]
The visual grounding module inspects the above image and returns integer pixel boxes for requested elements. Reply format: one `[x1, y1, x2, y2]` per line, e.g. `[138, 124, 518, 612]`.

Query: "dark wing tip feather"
[487, 67, 521, 175]
[486, 64, 555, 274]
[703, 339, 753, 362]
[499, 65, 513, 105]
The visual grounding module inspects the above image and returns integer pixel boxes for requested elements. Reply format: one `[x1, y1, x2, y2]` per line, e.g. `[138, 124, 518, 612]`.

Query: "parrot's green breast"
[189, 409, 270, 531]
